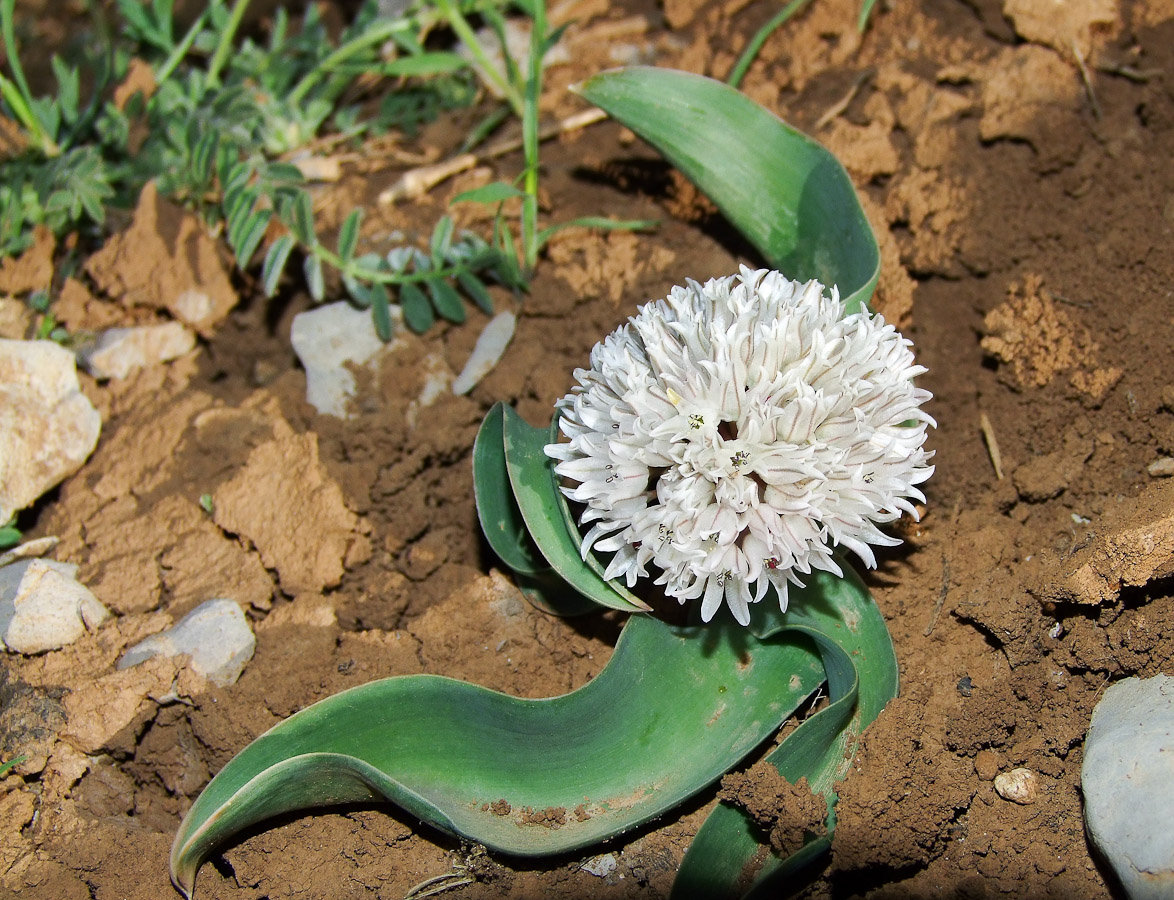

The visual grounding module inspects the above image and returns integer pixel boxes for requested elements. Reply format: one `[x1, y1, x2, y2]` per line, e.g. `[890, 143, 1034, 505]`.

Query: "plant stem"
[436, 0, 524, 116]
[287, 18, 414, 108]
[727, 0, 814, 90]
[312, 243, 475, 288]
[205, 0, 253, 92]
[0, 0, 58, 155]
[155, 5, 213, 85]
[520, 0, 544, 273]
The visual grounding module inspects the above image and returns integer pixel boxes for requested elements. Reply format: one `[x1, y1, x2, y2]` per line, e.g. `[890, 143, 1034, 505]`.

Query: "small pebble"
[0, 558, 109, 654]
[1146, 457, 1174, 478]
[118, 598, 255, 687]
[79, 322, 196, 380]
[994, 767, 1038, 804]
[581, 854, 617, 877]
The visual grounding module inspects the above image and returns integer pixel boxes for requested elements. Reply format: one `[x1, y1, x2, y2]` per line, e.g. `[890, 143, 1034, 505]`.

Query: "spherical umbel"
[545, 267, 935, 626]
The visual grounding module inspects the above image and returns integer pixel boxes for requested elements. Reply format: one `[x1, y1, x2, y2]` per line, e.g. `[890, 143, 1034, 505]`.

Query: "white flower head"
[545, 267, 935, 626]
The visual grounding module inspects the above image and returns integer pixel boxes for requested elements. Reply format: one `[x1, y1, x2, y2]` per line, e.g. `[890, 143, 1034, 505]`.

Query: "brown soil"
[4, 1, 1174, 899]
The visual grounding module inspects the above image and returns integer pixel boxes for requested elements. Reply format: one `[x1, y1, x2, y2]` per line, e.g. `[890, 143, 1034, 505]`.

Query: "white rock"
[0, 338, 101, 522]
[1147, 457, 1174, 478]
[291, 302, 453, 419]
[993, 767, 1038, 804]
[581, 854, 617, 878]
[0, 559, 109, 654]
[292, 302, 394, 417]
[80, 321, 196, 379]
[117, 598, 255, 687]
[172, 289, 216, 327]
[452, 311, 515, 395]
[1083, 674, 1174, 900]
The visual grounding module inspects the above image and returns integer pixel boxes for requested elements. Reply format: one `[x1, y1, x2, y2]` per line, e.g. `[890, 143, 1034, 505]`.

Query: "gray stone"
[452, 311, 515, 395]
[0, 559, 110, 654]
[291, 302, 396, 418]
[1147, 457, 1174, 478]
[79, 321, 196, 380]
[1082, 674, 1174, 900]
[117, 598, 255, 687]
[0, 338, 101, 522]
[291, 301, 453, 420]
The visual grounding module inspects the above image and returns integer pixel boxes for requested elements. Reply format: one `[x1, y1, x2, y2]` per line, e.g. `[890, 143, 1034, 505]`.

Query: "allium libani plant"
[547, 267, 934, 625]
[170, 70, 912, 900]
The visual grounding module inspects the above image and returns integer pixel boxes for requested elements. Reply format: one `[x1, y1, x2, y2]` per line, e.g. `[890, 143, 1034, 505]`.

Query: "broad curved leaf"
[170, 614, 826, 898]
[472, 402, 551, 576]
[500, 404, 651, 613]
[671, 566, 898, 899]
[574, 68, 879, 314]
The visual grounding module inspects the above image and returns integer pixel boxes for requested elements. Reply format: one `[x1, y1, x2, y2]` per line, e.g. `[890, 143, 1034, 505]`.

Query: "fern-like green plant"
[0, 0, 520, 336]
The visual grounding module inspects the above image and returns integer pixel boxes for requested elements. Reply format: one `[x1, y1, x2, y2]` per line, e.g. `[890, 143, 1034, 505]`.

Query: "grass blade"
[451, 181, 525, 206]
[574, 68, 879, 314]
[171, 611, 827, 898]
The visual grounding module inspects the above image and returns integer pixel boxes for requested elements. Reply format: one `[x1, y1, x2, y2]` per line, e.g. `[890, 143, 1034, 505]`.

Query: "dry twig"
[379, 107, 607, 204]
[1072, 42, 1102, 121]
[814, 68, 875, 131]
[979, 411, 1004, 481]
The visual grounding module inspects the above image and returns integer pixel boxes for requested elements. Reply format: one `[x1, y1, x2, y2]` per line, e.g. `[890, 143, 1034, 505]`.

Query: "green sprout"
[170, 69, 906, 900]
[0, 755, 26, 778]
[0, 516, 19, 550]
[727, 0, 881, 90]
[443, 0, 656, 278]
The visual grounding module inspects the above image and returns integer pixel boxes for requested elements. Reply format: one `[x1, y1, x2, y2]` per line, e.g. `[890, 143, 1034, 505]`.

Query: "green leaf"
[192, 132, 219, 186]
[574, 68, 880, 314]
[261, 234, 295, 297]
[259, 234, 293, 298]
[170, 612, 827, 898]
[429, 214, 454, 269]
[399, 282, 433, 333]
[858, 0, 880, 31]
[671, 566, 899, 899]
[304, 253, 325, 302]
[290, 190, 316, 246]
[451, 181, 525, 206]
[369, 284, 393, 341]
[426, 277, 465, 323]
[0, 754, 26, 777]
[382, 51, 468, 77]
[234, 209, 271, 269]
[456, 270, 493, 315]
[472, 403, 551, 577]
[500, 405, 650, 614]
[336, 209, 361, 263]
[0, 525, 20, 550]
[51, 56, 79, 124]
